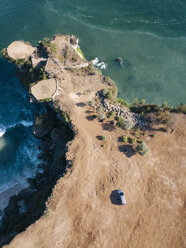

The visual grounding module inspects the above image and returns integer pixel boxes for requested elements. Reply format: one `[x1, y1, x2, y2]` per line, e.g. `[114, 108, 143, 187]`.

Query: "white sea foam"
[92, 57, 107, 69]
[0, 127, 6, 137]
[0, 120, 33, 137]
[20, 120, 33, 127]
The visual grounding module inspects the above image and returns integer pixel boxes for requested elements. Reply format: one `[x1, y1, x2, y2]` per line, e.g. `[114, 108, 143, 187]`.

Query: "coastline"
[0, 34, 186, 248]
[0, 184, 25, 221]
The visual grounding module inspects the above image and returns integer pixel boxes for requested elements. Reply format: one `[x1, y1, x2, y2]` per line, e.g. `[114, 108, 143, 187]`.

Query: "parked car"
[117, 190, 126, 205]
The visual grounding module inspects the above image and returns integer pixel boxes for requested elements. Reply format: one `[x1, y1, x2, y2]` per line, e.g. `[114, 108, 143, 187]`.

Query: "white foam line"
[68, 14, 186, 40]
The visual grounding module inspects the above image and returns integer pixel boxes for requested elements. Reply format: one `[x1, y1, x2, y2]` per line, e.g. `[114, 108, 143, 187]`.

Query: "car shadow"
[110, 190, 121, 205]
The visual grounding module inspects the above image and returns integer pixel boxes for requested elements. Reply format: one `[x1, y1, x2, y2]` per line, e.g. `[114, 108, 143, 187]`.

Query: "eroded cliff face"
[1, 35, 186, 248]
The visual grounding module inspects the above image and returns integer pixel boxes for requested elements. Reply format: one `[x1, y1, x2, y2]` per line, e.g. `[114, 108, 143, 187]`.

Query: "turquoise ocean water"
[0, 0, 186, 210]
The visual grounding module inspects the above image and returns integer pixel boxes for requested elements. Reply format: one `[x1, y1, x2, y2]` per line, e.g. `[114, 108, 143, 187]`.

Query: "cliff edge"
[2, 35, 186, 248]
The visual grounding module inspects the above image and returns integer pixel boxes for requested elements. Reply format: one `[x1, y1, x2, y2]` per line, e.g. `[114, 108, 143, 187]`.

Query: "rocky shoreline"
[1, 34, 185, 248]
[0, 104, 74, 246]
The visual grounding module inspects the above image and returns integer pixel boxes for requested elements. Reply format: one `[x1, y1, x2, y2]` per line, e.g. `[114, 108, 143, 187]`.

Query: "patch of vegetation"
[130, 104, 160, 114]
[104, 76, 115, 86]
[1, 48, 26, 66]
[96, 106, 104, 112]
[121, 135, 128, 143]
[131, 127, 140, 137]
[132, 98, 139, 107]
[107, 111, 116, 118]
[102, 87, 118, 102]
[116, 98, 129, 107]
[76, 47, 85, 59]
[88, 100, 95, 107]
[41, 37, 57, 53]
[43, 209, 51, 218]
[14, 58, 26, 67]
[157, 110, 172, 124]
[86, 64, 96, 75]
[128, 137, 136, 144]
[135, 141, 149, 156]
[39, 98, 52, 102]
[175, 103, 186, 114]
[98, 135, 105, 141]
[161, 101, 173, 112]
[60, 111, 71, 123]
[49, 43, 57, 53]
[98, 113, 105, 121]
[38, 67, 48, 80]
[140, 99, 146, 105]
[83, 89, 91, 95]
[116, 117, 134, 130]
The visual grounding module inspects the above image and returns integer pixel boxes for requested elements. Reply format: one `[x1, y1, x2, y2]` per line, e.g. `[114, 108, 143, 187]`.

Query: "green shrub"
[99, 135, 105, 140]
[140, 99, 146, 105]
[132, 98, 139, 107]
[117, 118, 134, 130]
[76, 47, 85, 59]
[60, 111, 70, 123]
[43, 209, 51, 217]
[40, 98, 52, 102]
[121, 135, 128, 142]
[88, 100, 95, 107]
[132, 128, 140, 137]
[128, 137, 136, 144]
[86, 64, 95, 75]
[107, 111, 116, 118]
[176, 103, 186, 114]
[102, 87, 118, 102]
[135, 141, 149, 156]
[49, 43, 57, 53]
[98, 113, 105, 121]
[96, 106, 104, 112]
[116, 98, 129, 107]
[14, 59, 26, 67]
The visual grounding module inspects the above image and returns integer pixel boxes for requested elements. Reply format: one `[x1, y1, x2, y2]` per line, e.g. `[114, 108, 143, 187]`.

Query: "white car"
[117, 190, 126, 205]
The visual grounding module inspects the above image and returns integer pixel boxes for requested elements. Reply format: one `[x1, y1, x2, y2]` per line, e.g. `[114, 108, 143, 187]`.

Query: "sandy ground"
[4, 36, 186, 248]
[7, 41, 35, 60]
[31, 79, 57, 100]
[5, 69, 186, 248]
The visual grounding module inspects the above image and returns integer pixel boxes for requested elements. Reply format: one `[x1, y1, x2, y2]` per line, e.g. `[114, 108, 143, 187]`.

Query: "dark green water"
[0, 0, 186, 210]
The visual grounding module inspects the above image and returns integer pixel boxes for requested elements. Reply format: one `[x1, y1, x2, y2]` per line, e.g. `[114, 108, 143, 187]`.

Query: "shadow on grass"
[118, 144, 135, 158]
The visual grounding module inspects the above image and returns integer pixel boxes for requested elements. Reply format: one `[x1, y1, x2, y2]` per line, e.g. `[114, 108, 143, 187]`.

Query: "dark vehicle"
[117, 190, 126, 205]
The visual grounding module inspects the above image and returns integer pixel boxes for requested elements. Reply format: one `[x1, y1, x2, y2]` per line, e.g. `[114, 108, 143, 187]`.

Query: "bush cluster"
[102, 87, 118, 102]
[135, 141, 149, 156]
[116, 117, 134, 130]
[98, 113, 105, 121]
[107, 111, 116, 118]
[176, 103, 186, 114]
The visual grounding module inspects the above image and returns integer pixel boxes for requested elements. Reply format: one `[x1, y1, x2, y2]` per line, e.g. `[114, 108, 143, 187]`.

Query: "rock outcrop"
[7, 41, 35, 60]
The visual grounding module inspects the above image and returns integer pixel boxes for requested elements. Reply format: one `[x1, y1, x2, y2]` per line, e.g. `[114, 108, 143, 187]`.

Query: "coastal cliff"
[1, 35, 186, 248]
